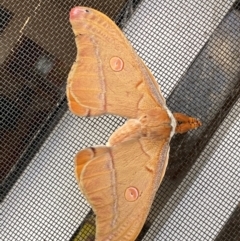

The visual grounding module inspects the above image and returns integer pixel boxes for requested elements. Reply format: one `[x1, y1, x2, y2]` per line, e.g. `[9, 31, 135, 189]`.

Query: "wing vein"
[109, 148, 118, 227]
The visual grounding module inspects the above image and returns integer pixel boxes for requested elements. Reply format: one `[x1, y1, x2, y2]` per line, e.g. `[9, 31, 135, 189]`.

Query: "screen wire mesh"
[1, 0, 240, 240]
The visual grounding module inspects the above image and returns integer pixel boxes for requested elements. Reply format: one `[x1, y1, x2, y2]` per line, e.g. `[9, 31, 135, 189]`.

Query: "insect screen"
[1, 0, 239, 240]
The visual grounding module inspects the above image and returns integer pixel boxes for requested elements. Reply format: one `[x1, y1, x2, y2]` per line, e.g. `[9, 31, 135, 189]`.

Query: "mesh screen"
[1, 0, 240, 240]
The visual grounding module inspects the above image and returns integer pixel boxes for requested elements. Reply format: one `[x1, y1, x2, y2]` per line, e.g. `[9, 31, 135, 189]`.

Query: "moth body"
[108, 107, 175, 146]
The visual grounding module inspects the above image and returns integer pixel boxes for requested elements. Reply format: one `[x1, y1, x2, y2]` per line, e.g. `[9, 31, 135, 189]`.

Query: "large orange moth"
[67, 6, 201, 241]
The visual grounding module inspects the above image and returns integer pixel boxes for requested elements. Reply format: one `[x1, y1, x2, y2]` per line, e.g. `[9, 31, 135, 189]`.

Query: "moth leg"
[173, 112, 202, 134]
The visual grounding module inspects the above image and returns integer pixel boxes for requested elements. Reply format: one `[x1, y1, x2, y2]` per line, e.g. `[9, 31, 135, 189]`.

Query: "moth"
[67, 6, 201, 241]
